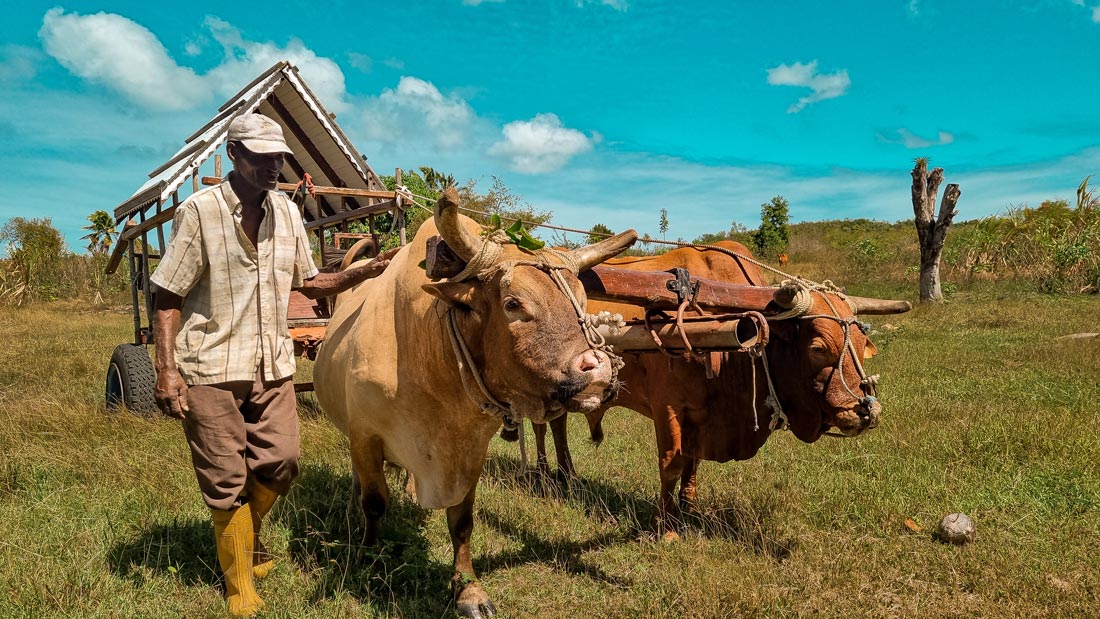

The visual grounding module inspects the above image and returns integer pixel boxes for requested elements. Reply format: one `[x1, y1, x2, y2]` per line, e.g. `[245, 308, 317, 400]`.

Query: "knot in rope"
[585, 310, 626, 336]
[769, 279, 815, 320]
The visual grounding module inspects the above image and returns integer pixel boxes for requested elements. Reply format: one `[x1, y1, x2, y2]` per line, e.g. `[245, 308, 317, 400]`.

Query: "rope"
[446, 309, 518, 431]
[758, 348, 788, 431]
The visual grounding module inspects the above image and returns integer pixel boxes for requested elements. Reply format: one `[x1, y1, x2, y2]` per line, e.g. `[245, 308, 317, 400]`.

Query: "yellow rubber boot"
[245, 479, 280, 579]
[212, 507, 265, 617]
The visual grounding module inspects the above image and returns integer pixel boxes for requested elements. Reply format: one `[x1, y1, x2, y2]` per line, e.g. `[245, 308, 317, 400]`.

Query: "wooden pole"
[599, 317, 762, 352]
[200, 176, 397, 199]
[396, 168, 407, 246]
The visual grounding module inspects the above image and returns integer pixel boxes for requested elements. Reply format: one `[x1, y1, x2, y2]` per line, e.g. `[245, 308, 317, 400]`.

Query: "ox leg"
[350, 436, 389, 546]
[448, 484, 496, 618]
[549, 414, 576, 483]
[532, 422, 553, 481]
[653, 405, 686, 542]
[678, 456, 700, 517]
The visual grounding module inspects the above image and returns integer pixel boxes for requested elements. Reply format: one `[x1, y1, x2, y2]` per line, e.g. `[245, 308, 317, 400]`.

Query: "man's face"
[228, 142, 285, 192]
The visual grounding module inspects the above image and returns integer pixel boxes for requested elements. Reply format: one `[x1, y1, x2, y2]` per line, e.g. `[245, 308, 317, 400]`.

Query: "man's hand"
[297, 248, 398, 299]
[352, 254, 391, 279]
[155, 368, 190, 419]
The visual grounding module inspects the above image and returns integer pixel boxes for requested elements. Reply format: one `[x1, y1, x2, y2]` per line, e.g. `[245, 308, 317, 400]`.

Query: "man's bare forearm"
[154, 290, 183, 372]
[296, 251, 395, 299]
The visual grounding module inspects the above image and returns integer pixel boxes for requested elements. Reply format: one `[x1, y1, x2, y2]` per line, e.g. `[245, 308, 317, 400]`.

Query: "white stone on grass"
[936, 512, 975, 545]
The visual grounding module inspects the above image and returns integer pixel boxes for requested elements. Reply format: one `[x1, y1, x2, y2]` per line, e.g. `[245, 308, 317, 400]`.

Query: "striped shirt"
[150, 178, 319, 385]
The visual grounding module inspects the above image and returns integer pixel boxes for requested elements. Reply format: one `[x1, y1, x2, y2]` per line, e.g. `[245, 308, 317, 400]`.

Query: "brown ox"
[314, 188, 636, 618]
[532, 241, 907, 538]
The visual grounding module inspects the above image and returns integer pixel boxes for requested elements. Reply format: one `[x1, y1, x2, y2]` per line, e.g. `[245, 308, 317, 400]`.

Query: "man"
[151, 113, 389, 616]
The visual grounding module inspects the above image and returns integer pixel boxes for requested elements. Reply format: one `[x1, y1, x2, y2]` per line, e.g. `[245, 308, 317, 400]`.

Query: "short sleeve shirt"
[150, 178, 319, 385]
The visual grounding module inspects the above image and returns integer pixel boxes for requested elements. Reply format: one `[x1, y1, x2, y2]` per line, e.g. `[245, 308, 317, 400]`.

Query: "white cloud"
[382, 57, 406, 70]
[575, 0, 629, 10]
[0, 45, 42, 82]
[39, 8, 210, 110]
[877, 128, 955, 148]
[1069, 0, 1100, 22]
[766, 60, 851, 113]
[360, 76, 474, 151]
[908, 0, 920, 16]
[202, 17, 349, 113]
[347, 51, 373, 72]
[489, 113, 594, 174]
[463, 0, 505, 5]
[38, 10, 350, 113]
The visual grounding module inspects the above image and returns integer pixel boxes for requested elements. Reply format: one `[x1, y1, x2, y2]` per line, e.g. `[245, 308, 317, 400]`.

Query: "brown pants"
[183, 368, 300, 510]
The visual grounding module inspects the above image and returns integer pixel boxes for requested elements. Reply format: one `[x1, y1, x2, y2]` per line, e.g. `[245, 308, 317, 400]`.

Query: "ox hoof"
[456, 600, 497, 618]
[454, 580, 496, 618]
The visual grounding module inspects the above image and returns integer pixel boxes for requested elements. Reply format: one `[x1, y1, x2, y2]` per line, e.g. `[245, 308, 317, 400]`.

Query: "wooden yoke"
[580, 266, 781, 313]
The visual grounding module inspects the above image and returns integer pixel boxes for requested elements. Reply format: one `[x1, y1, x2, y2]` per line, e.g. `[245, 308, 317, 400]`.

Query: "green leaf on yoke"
[506, 220, 545, 251]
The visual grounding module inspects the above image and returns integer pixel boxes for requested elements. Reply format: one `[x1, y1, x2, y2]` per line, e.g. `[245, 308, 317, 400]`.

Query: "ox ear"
[422, 281, 478, 309]
[863, 339, 879, 359]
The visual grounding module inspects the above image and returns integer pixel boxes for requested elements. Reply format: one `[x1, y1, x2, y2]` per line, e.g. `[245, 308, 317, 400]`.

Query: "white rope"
[759, 348, 788, 431]
[446, 309, 517, 429]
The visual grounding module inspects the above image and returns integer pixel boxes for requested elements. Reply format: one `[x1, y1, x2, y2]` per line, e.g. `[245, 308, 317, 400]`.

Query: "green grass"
[2, 289, 1100, 618]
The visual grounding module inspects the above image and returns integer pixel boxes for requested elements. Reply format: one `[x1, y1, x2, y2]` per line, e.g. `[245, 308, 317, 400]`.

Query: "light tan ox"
[314, 188, 636, 619]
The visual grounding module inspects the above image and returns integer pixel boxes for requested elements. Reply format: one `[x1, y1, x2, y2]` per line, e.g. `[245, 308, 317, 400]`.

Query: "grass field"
[2, 286, 1099, 618]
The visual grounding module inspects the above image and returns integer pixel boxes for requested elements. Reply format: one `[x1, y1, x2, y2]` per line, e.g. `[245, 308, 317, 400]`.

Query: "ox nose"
[576, 349, 604, 373]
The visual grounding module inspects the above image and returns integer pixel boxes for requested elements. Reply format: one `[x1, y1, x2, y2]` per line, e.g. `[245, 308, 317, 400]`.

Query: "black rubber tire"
[105, 344, 159, 416]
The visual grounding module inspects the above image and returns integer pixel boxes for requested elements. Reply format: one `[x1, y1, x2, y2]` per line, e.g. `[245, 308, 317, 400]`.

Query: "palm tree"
[81, 210, 117, 255]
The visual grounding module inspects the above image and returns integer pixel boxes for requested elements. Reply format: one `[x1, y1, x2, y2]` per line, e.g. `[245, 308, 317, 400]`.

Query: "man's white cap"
[227, 113, 293, 155]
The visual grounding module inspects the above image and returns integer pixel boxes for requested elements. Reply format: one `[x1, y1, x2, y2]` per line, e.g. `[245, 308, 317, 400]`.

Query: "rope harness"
[750, 282, 880, 437]
[441, 231, 627, 438]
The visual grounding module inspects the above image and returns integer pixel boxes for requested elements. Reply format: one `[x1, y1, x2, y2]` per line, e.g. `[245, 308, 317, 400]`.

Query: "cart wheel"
[105, 344, 159, 416]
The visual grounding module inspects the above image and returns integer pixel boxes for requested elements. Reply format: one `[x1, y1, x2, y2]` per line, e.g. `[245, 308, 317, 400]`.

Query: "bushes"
[0, 217, 130, 306]
[942, 181, 1100, 293]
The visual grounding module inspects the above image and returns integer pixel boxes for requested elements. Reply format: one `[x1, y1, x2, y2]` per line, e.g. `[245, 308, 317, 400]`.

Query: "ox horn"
[846, 296, 913, 315]
[433, 186, 482, 261]
[568, 230, 639, 273]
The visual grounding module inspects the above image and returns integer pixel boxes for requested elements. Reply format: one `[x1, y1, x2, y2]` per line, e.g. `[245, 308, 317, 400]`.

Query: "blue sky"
[1, 1, 1099, 251]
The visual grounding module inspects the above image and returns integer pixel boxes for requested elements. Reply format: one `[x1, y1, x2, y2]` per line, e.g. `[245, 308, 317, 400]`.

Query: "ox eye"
[503, 297, 523, 312]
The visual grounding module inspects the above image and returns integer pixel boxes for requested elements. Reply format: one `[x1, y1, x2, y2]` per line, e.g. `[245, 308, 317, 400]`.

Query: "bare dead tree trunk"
[911, 159, 961, 303]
